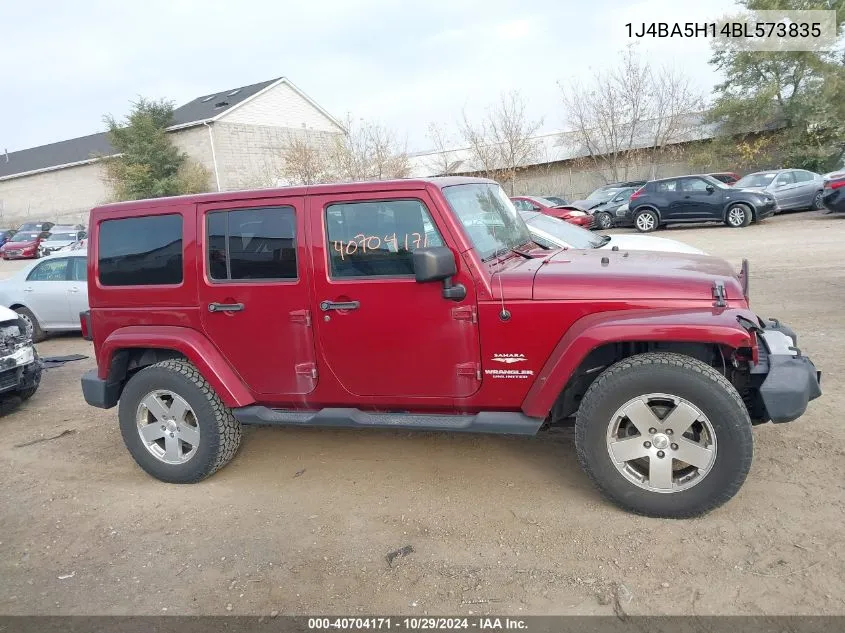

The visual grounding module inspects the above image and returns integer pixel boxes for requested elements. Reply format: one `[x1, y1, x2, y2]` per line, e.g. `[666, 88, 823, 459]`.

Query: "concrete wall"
[211, 122, 341, 191]
[0, 162, 109, 226]
[220, 82, 343, 133]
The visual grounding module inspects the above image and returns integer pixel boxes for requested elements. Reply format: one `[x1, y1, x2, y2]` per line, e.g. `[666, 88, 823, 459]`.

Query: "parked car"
[733, 169, 824, 211]
[510, 196, 593, 228]
[708, 172, 741, 185]
[0, 230, 49, 260]
[0, 305, 42, 405]
[572, 182, 648, 210]
[585, 187, 638, 229]
[0, 230, 16, 246]
[60, 238, 89, 252]
[821, 171, 845, 214]
[39, 227, 87, 256]
[519, 211, 706, 255]
[16, 221, 54, 233]
[80, 176, 820, 518]
[0, 252, 89, 341]
[626, 175, 777, 232]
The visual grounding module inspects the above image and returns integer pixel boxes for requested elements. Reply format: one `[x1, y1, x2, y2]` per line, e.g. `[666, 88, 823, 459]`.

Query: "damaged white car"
[0, 306, 42, 406]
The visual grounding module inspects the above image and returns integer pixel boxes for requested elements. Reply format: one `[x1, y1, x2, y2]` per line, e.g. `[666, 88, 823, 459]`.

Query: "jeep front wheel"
[575, 352, 753, 518]
[118, 359, 242, 483]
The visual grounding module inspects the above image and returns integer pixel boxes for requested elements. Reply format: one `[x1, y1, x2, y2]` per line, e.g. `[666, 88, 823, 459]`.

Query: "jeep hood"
[507, 249, 744, 302]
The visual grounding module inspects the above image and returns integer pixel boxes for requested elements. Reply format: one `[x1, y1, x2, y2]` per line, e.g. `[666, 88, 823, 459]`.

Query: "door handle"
[23, 287, 34, 293]
[320, 300, 360, 311]
[208, 302, 245, 313]
[68, 287, 79, 293]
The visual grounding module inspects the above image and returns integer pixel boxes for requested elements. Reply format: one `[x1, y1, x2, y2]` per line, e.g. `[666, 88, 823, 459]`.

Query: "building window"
[325, 199, 444, 278]
[207, 207, 297, 281]
[98, 215, 183, 286]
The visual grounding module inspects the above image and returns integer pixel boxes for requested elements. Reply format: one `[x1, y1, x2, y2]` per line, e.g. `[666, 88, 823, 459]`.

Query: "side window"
[681, 178, 710, 193]
[207, 206, 297, 281]
[775, 172, 795, 186]
[27, 258, 69, 282]
[655, 180, 678, 193]
[793, 171, 813, 183]
[98, 215, 182, 286]
[70, 257, 87, 282]
[326, 199, 444, 278]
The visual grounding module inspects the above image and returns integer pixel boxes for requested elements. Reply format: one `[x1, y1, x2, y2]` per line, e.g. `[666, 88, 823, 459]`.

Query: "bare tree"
[458, 91, 543, 194]
[425, 123, 462, 175]
[560, 46, 704, 182]
[278, 128, 333, 186]
[328, 115, 410, 182]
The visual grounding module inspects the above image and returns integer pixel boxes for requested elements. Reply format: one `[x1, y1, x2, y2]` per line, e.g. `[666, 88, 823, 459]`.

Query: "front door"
[678, 177, 724, 219]
[308, 190, 482, 399]
[198, 198, 317, 397]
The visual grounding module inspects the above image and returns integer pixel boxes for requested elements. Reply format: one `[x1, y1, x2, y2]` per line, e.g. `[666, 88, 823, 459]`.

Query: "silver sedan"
[0, 253, 88, 342]
[734, 169, 824, 211]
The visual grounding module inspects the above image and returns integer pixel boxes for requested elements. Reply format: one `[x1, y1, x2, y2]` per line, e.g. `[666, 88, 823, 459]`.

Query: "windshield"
[13, 232, 40, 241]
[442, 183, 533, 261]
[530, 196, 558, 207]
[586, 187, 622, 202]
[524, 213, 605, 249]
[47, 233, 77, 241]
[735, 173, 776, 188]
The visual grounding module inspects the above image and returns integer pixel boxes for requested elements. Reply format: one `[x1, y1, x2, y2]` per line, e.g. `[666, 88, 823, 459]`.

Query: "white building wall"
[220, 82, 343, 133]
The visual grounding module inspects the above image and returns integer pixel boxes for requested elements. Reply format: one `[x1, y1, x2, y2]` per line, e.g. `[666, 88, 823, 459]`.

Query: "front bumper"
[0, 347, 41, 395]
[752, 319, 821, 423]
[757, 201, 777, 220]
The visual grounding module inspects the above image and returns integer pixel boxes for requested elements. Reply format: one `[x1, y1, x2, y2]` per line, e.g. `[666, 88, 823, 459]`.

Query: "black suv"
[624, 175, 777, 232]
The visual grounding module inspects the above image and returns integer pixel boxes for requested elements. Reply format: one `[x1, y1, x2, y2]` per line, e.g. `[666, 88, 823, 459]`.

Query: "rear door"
[197, 198, 317, 397]
[307, 189, 482, 398]
[657, 179, 687, 220]
[793, 170, 820, 207]
[23, 257, 74, 328]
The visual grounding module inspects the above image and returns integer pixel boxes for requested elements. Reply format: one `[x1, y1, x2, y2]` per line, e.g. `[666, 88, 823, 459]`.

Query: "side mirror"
[78, 231, 87, 239]
[705, 185, 715, 194]
[412, 247, 466, 302]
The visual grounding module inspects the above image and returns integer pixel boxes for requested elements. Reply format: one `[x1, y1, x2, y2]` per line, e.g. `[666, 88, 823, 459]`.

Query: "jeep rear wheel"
[634, 209, 658, 232]
[118, 359, 242, 483]
[575, 352, 753, 518]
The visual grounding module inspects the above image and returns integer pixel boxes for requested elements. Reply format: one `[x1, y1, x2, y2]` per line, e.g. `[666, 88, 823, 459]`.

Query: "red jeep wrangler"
[80, 177, 821, 518]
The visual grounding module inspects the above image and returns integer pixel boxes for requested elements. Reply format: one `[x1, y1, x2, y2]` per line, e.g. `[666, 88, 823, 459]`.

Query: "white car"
[520, 211, 706, 255]
[39, 227, 87, 256]
[0, 252, 89, 342]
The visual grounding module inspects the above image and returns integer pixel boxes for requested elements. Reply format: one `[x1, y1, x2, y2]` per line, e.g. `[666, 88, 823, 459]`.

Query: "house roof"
[0, 77, 296, 180]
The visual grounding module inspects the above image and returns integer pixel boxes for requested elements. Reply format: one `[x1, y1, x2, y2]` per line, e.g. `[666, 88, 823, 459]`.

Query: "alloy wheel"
[136, 390, 201, 464]
[728, 207, 746, 226]
[635, 212, 655, 231]
[605, 393, 717, 493]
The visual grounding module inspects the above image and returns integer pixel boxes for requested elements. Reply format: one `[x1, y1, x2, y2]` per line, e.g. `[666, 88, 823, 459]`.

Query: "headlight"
[568, 211, 587, 217]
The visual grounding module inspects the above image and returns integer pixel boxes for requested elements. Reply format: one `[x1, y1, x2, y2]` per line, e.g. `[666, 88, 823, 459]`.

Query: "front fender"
[98, 325, 254, 407]
[521, 307, 755, 418]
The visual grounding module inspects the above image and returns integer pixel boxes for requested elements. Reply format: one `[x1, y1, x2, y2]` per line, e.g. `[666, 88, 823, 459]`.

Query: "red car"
[510, 196, 594, 228]
[707, 172, 741, 186]
[80, 176, 820, 518]
[0, 230, 47, 260]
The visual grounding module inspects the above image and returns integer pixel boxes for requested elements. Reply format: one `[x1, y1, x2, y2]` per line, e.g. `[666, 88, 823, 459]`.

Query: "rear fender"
[521, 308, 755, 418]
[98, 325, 254, 407]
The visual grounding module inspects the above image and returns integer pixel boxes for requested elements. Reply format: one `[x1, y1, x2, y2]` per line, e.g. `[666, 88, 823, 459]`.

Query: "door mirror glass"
[413, 247, 456, 283]
[78, 231, 87, 239]
[705, 185, 715, 193]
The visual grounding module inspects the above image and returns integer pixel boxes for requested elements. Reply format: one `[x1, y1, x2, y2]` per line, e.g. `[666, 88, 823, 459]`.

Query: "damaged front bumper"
[0, 345, 42, 395]
[751, 318, 822, 423]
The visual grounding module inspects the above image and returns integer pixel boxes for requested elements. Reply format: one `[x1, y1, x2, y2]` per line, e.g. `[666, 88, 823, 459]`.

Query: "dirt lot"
[0, 211, 843, 617]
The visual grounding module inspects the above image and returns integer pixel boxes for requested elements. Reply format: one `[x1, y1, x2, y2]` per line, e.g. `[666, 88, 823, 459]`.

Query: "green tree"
[703, 0, 845, 172]
[102, 98, 210, 200]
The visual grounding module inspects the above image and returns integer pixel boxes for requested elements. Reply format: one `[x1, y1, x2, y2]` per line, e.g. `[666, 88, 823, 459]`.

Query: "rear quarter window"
[98, 214, 183, 286]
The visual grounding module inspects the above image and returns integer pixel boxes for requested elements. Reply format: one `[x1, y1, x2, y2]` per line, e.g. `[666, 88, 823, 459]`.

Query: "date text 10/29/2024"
[625, 22, 822, 39]
[307, 617, 528, 630]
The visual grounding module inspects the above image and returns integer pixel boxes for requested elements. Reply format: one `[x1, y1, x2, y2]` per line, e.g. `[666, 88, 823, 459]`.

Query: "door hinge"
[290, 309, 312, 327]
[295, 362, 318, 379]
[452, 305, 477, 324]
[712, 281, 727, 308]
[456, 362, 482, 382]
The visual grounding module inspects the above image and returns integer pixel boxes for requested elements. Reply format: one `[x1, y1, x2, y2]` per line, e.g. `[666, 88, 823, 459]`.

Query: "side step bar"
[232, 406, 544, 436]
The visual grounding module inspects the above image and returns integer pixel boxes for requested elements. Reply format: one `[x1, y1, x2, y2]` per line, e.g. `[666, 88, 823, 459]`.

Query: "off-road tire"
[575, 352, 753, 518]
[634, 209, 659, 233]
[118, 359, 242, 483]
[725, 203, 752, 228]
[14, 306, 45, 343]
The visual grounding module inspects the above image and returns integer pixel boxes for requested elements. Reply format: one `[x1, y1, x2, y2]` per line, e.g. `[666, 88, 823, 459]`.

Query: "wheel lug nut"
[169, 432, 174, 438]
[160, 425, 166, 430]
[671, 443, 678, 450]
[657, 450, 665, 458]
[666, 429, 673, 435]
[649, 428, 657, 434]
[643, 441, 651, 448]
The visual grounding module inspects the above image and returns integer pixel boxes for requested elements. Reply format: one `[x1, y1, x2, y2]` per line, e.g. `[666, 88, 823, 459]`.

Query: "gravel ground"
[0, 210, 843, 616]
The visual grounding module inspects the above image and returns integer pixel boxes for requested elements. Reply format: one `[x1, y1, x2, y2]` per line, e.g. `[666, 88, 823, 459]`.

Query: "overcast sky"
[1, 0, 741, 154]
